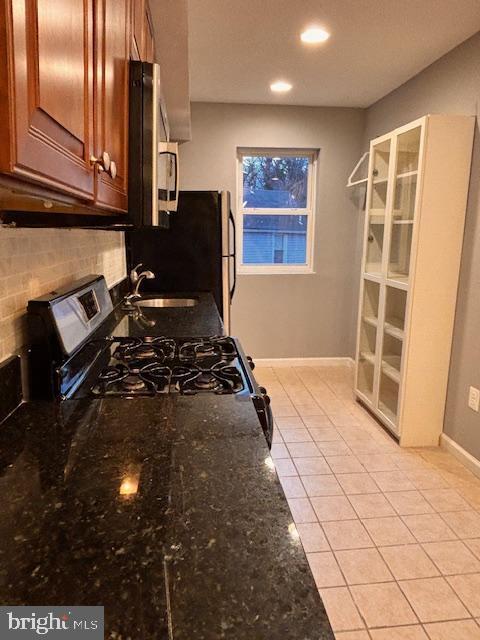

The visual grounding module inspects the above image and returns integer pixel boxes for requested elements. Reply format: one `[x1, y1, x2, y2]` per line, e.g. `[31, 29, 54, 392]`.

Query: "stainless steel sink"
[134, 297, 198, 308]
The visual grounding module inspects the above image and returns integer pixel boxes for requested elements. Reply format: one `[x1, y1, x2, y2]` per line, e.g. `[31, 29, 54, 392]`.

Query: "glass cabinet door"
[369, 139, 391, 220]
[365, 139, 391, 277]
[357, 281, 380, 401]
[365, 140, 391, 276]
[388, 126, 421, 282]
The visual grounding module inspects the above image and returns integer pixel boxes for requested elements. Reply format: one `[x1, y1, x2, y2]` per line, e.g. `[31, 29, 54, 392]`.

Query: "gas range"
[90, 336, 246, 397]
[27, 276, 273, 447]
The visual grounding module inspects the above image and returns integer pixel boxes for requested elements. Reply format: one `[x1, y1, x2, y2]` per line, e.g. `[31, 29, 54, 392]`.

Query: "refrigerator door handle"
[229, 211, 237, 300]
[222, 255, 231, 334]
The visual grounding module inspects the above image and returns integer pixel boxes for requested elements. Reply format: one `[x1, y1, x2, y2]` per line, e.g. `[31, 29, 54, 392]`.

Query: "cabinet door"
[0, 0, 95, 200]
[94, 0, 130, 212]
[132, 0, 145, 60]
[143, 9, 154, 63]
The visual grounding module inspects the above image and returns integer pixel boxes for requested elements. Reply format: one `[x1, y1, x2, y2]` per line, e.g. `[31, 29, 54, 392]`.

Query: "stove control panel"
[28, 275, 113, 357]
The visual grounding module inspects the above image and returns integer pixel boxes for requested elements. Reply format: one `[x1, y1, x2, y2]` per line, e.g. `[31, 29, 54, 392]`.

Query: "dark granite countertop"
[100, 292, 224, 339]
[0, 394, 334, 639]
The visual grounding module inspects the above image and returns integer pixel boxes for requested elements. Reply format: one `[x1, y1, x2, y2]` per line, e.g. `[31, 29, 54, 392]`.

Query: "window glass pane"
[242, 156, 309, 208]
[243, 214, 307, 265]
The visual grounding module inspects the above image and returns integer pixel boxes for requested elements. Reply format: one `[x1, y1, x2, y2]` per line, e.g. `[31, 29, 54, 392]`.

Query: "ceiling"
[188, 0, 480, 108]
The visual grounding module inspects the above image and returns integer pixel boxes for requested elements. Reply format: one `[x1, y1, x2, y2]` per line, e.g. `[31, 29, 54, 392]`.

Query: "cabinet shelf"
[386, 276, 409, 291]
[396, 170, 418, 180]
[384, 319, 404, 340]
[381, 357, 401, 383]
[363, 316, 378, 329]
[360, 351, 376, 366]
[363, 272, 382, 284]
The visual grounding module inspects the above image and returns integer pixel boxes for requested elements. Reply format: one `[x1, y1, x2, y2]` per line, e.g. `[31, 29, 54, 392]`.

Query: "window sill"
[238, 266, 315, 275]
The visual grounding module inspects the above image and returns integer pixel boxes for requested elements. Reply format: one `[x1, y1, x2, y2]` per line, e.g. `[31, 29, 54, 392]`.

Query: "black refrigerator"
[126, 191, 236, 333]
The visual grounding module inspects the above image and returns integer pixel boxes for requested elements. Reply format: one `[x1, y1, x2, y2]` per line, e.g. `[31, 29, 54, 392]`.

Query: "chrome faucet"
[124, 264, 155, 306]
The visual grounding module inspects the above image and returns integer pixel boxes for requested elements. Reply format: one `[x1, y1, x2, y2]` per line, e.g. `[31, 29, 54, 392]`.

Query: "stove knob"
[259, 386, 270, 403]
[247, 356, 255, 370]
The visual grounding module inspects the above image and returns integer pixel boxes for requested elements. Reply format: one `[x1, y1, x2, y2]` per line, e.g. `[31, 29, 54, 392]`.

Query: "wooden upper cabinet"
[143, 9, 154, 63]
[131, 0, 153, 62]
[0, 0, 95, 200]
[94, 0, 130, 212]
[132, 0, 145, 60]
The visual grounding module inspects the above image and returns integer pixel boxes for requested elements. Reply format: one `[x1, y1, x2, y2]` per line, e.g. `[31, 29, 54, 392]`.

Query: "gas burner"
[194, 372, 219, 391]
[179, 337, 237, 362]
[122, 375, 147, 392]
[113, 337, 176, 364]
[178, 361, 244, 395]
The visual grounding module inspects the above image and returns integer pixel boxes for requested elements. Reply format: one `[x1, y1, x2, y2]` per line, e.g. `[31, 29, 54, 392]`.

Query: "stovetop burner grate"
[91, 336, 245, 397]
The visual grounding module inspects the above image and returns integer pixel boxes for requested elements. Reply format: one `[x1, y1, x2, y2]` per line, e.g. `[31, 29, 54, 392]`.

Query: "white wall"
[180, 102, 365, 358]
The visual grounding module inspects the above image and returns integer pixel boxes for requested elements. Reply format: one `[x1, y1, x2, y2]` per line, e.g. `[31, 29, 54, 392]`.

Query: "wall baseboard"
[440, 433, 480, 480]
[254, 357, 354, 368]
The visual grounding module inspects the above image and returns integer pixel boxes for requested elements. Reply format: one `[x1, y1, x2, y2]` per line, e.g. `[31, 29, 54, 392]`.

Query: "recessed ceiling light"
[301, 26, 330, 44]
[270, 80, 292, 93]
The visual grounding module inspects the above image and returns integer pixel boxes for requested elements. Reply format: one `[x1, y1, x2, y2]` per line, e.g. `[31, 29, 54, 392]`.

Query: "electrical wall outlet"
[468, 386, 480, 412]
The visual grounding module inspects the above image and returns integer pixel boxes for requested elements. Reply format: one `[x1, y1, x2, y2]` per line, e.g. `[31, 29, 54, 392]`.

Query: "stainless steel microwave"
[129, 61, 179, 227]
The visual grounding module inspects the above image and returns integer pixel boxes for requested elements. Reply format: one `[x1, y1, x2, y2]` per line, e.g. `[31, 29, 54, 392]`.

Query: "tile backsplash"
[0, 228, 126, 360]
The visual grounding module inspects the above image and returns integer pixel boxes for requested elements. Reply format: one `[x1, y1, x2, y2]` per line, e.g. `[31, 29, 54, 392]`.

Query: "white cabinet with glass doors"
[354, 115, 474, 447]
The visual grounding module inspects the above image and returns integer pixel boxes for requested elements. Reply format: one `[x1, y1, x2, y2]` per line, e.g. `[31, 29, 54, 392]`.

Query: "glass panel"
[371, 140, 391, 181]
[388, 223, 413, 281]
[378, 372, 399, 426]
[242, 214, 307, 265]
[393, 174, 417, 221]
[359, 320, 377, 357]
[396, 127, 421, 174]
[242, 156, 309, 208]
[385, 287, 407, 337]
[392, 126, 420, 222]
[381, 333, 403, 382]
[357, 361, 375, 400]
[365, 222, 384, 276]
[369, 140, 391, 216]
[362, 280, 380, 322]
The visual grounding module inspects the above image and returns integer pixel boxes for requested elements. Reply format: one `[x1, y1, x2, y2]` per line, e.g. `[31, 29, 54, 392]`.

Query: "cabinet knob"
[90, 151, 111, 173]
[109, 160, 117, 180]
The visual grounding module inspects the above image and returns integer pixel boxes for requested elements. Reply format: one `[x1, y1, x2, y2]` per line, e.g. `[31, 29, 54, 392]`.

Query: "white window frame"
[236, 147, 317, 275]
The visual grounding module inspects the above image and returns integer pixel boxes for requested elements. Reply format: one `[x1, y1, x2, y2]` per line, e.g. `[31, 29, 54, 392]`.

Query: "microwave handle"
[171, 152, 179, 206]
[159, 142, 179, 210]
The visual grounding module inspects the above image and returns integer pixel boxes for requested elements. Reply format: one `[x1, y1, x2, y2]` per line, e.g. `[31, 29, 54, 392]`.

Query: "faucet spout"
[124, 266, 156, 308]
[133, 270, 155, 296]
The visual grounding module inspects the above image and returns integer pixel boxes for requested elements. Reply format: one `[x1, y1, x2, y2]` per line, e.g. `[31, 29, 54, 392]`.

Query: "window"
[237, 148, 317, 274]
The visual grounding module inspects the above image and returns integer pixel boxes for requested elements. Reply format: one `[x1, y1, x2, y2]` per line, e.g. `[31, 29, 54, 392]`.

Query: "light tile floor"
[255, 364, 480, 640]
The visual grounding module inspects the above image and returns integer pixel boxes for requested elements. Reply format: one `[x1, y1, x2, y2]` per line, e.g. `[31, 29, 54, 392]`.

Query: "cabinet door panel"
[94, 0, 129, 212]
[144, 9, 154, 63]
[2, 0, 94, 199]
[132, 0, 145, 59]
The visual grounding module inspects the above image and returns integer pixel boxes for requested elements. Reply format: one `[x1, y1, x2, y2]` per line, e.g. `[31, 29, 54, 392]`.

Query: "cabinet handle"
[90, 151, 111, 173]
[109, 160, 117, 180]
